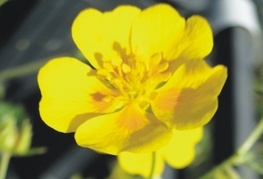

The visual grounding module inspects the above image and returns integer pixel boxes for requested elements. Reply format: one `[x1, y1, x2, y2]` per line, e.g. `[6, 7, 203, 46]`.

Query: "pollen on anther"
[122, 63, 131, 73]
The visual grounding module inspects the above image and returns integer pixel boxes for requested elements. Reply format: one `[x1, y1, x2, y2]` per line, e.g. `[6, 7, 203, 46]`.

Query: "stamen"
[102, 95, 114, 102]
[97, 69, 110, 78]
[139, 98, 150, 110]
[121, 63, 131, 73]
[151, 53, 162, 65]
[103, 62, 114, 72]
[158, 62, 169, 72]
[111, 56, 122, 66]
[96, 51, 169, 109]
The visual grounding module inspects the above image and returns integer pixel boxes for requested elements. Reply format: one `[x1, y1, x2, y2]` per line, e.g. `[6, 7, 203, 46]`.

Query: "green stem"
[200, 118, 263, 179]
[237, 119, 263, 156]
[0, 152, 11, 179]
[0, 59, 48, 81]
[148, 152, 156, 179]
[200, 154, 238, 179]
[0, 50, 86, 82]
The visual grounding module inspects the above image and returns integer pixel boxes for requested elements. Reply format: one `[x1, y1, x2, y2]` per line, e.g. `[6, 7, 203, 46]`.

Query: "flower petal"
[72, 6, 141, 69]
[131, 3, 185, 60]
[179, 15, 213, 59]
[151, 59, 227, 129]
[160, 128, 203, 168]
[38, 57, 122, 133]
[75, 101, 172, 155]
[118, 152, 164, 178]
[131, 4, 213, 62]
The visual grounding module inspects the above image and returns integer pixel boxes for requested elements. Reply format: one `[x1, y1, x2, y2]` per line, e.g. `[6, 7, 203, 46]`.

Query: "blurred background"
[0, 0, 263, 178]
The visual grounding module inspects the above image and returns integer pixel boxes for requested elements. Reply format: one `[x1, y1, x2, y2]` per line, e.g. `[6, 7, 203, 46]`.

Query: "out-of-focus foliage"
[0, 101, 46, 156]
[0, 0, 8, 7]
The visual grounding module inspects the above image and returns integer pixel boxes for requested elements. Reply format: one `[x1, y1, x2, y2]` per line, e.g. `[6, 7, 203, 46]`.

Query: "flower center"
[96, 53, 171, 109]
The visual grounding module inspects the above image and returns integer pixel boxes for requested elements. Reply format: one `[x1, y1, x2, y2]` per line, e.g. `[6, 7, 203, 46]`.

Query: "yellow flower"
[38, 4, 227, 155]
[118, 128, 203, 178]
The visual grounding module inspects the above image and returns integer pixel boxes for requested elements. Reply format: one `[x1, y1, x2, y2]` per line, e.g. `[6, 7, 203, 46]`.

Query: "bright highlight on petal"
[38, 3, 227, 155]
